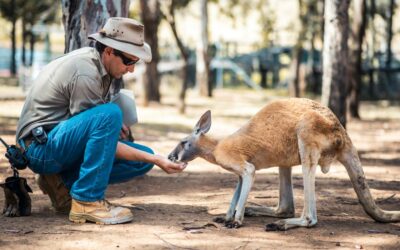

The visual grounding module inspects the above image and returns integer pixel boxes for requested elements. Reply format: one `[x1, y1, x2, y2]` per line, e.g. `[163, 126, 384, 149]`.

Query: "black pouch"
[0, 176, 32, 217]
[32, 126, 48, 144]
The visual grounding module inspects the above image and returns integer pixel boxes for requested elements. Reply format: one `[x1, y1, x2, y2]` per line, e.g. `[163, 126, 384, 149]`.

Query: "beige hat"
[89, 17, 152, 63]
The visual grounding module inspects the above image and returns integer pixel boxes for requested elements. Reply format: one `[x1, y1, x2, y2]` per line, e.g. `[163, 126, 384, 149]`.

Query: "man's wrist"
[151, 154, 162, 166]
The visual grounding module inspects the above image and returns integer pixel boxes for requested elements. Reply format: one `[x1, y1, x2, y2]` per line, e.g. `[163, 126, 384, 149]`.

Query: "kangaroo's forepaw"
[225, 221, 242, 229]
[213, 216, 226, 224]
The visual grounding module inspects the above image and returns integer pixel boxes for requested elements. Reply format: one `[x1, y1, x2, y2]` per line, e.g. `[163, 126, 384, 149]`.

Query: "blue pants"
[23, 103, 154, 202]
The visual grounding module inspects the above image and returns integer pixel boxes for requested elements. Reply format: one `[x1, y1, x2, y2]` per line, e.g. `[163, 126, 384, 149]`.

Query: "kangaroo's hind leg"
[266, 139, 319, 231]
[245, 167, 294, 218]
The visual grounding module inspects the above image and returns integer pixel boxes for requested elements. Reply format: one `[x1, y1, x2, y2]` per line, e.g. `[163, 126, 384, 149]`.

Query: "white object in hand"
[112, 89, 138, 126]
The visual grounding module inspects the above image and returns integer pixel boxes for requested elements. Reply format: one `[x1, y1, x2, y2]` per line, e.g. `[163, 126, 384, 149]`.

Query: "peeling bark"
[61, 0, 130, 53]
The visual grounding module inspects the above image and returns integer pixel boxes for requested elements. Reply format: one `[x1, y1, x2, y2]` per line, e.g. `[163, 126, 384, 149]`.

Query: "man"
[16, 17, 186, 225]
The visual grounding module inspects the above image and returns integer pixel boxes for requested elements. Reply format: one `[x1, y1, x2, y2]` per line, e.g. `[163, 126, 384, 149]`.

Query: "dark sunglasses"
[113, 50, 139, 66]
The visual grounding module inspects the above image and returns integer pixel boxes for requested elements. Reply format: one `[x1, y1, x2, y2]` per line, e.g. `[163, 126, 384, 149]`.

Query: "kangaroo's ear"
[194, 110, 211, 134]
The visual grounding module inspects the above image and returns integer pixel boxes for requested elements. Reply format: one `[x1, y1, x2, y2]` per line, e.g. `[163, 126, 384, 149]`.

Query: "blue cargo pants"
[21, 103, 154, 202]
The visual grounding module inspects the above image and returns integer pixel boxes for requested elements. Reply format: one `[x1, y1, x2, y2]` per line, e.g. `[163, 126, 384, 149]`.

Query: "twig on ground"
[336, 197, 359, 205]
[153, 233, 194, 250]
[234, 241, 250, 250]
[248, 201, 263, 207]
[376, 194, 396, 204]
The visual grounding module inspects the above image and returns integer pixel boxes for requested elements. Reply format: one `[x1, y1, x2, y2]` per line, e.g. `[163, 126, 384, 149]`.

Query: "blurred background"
[0, 0, 399, 124]
[1, 4, 400, 248]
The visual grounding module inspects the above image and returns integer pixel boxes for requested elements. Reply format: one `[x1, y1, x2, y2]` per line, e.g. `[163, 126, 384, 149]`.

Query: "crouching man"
[16, 17, 185, 225]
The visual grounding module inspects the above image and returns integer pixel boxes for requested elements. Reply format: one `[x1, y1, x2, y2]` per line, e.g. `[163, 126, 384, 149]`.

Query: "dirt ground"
[0, 89, 399, 250]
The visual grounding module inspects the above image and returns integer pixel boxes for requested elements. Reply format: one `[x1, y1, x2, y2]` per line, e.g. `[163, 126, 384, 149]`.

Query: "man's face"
[106, 48, 139, 79]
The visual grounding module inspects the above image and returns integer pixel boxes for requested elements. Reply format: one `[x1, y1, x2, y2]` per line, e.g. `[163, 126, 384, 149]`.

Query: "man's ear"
[104, 46, 113, 55]
[193, 110, 211, 135]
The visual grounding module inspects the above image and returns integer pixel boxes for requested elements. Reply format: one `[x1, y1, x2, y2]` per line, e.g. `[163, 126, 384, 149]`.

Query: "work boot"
[36, 174, 71, 214]
[69, 199, 133, 225]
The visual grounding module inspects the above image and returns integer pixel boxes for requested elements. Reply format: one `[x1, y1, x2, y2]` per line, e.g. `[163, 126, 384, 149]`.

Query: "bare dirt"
[0, 89, 399, 250]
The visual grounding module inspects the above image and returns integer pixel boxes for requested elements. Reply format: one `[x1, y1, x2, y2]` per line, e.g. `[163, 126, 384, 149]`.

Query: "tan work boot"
[36, 174, 71, 214]
[69, 199, 133, 225]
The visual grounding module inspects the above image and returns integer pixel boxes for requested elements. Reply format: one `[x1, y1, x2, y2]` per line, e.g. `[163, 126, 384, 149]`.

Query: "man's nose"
[127, 65, 135, 73]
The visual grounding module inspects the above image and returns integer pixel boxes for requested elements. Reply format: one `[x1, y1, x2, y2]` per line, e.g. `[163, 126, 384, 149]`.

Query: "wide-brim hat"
[89, 17, 152, 63]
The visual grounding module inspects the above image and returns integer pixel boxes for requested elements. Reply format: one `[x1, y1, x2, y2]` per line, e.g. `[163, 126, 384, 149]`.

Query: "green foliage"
[21, 0, 58, 25]
[171, 0, 192, 9]
[0, 0, 57, 24]
[214, 0, 276, 46]
[0, 0, 25, 21]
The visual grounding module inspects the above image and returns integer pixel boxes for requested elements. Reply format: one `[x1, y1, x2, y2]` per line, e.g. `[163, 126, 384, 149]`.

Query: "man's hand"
[120, 124, 134, 141]
[155, 155, 187, 174]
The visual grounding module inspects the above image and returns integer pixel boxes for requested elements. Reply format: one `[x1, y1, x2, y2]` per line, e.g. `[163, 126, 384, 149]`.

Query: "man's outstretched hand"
[155, 155, 187, 174]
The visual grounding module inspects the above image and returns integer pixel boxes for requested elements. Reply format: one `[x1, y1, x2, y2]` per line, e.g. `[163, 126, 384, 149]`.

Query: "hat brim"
[89, 33, 152, 63]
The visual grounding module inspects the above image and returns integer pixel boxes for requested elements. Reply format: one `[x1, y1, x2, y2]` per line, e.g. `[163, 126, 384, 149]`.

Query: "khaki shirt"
[16, 47, 119, 141]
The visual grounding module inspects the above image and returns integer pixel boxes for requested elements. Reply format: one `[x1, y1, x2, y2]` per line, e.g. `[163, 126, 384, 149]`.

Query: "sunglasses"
[113, 50, 139, 66]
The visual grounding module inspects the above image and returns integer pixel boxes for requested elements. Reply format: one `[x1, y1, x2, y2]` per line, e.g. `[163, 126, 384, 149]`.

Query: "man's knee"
[100, 103, 123, 122]
[142, 145, 154, 155]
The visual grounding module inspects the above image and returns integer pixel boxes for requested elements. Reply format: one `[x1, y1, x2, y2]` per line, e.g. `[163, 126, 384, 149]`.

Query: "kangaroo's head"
[168, 110, 211, 163]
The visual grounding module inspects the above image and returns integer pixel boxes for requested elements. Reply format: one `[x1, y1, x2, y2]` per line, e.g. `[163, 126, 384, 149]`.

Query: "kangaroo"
[168, 98, 400, 231]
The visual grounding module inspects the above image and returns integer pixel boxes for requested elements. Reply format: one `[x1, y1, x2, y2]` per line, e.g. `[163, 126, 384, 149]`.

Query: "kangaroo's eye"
[180, 140, 187, 146]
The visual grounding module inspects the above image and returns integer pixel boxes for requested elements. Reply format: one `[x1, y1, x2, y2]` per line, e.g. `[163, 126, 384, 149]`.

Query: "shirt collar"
[92, 49, 109, 78]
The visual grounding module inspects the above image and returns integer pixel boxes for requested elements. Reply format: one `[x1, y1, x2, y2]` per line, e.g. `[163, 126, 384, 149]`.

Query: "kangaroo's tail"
[338, 143, 400, 223]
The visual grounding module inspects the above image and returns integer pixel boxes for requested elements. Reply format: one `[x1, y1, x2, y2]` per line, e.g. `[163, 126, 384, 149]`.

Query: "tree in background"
[161, 0, 192, 114]
[385, 0, 395, 69]
[197, 0, 212, 97]
[258, 2, 276, 88]
[140, 0, 161, 105]
[61, 0, 130, 53]
[347, 0, 367, 119]
[288, 0, 308, 97]
[21, 0, 59, 66]
[322, 0, 350, 127]
[0, 0, 23, 76]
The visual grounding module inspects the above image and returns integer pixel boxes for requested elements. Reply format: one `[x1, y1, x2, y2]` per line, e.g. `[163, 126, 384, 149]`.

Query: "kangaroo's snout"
[168, 153, 177, 162]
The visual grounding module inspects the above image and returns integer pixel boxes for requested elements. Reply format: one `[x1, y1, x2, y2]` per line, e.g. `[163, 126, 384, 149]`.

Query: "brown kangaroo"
[168, 98, 400, 231]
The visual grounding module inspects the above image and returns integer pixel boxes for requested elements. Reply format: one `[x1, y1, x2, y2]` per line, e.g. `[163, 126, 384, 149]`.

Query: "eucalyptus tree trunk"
[140, 0, 161, 105]
[348, 0, 366, 119]
[10, 0, 17, 76]
[163, 1, 190, 113]
[21, 18, 27, 66]
[61, 0, 130, 53]
[385, 0, 395, 68]
[321, 0, 350, 128]
[289, 0, 308, 97]
[197, 0, 212, 97]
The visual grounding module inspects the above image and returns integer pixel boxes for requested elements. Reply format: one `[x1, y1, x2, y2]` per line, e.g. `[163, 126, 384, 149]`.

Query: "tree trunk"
[164, 1, 190, 113]
[385, 0, 394, 68]
[61, 0, 130, 53]
[29, 29, 35, 66]
[140, 0, 161, 105]
[367, 0, 377, 99]
[321, 0, 350, 128]
[21, 18, 27, 66]
[348, 0, 366, 119]
[10, 0, 17, 76]
[289, 0, 307, 97]
[384, 0, 395, 100]
[197, 0, 212, 97]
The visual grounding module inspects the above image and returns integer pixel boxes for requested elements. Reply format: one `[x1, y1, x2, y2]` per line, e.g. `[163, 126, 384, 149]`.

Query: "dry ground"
[0, 89, 399, 250]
